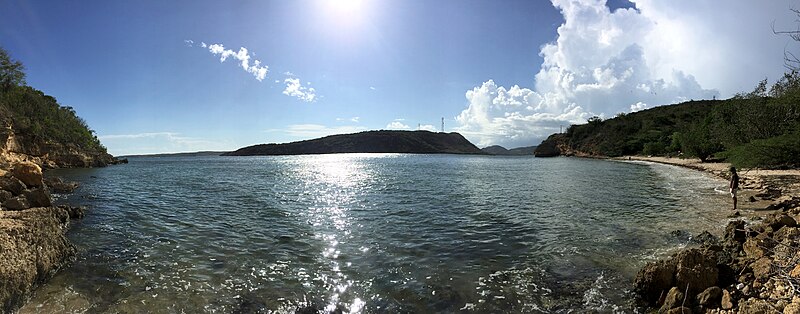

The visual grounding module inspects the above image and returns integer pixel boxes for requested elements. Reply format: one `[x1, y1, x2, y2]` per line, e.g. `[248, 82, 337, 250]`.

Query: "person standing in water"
[730, 166, 740, 210]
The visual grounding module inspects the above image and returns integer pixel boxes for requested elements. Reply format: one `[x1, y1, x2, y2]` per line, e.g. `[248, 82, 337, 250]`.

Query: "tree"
[773, 9, 800, 70]
[0, 47, 26, 92]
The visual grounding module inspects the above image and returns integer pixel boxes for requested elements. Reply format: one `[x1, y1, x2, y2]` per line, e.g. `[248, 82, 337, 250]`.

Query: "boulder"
[11, 162, 43, 188]
[692, 231, 719, 247]
[634, 258, 677, 305]
[766, 213, 797, 230]
[0, 176, 25, 196]
[696, 286, 722, 308]
[43, 177, 79, 194]
[3, 195, 30, 211]
[57, 205, 85, 219]
[23, 188, 51, 208]
[743, 238, 766, 259]
[751, 257, 773, 280]
[660, 287, 685, 312]
[721, 289, 734, 310]
[674, 249, 718, 297]
[0, 207, 77, 313]
[775, 227, 800, 242]
[0, 190, 12, 203]
[725, 220, 747, 243]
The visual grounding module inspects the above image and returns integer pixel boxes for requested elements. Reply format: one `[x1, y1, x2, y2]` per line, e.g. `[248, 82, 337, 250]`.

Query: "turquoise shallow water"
[25, 154, 730, 313]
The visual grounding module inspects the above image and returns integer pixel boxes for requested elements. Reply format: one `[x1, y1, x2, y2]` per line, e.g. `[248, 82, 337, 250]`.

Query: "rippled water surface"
[24, 155, 731, 313]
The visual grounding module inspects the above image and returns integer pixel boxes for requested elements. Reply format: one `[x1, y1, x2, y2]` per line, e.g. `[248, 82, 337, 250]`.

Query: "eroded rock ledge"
[634, 197, 800, 313]
[0, 161, 86, 313]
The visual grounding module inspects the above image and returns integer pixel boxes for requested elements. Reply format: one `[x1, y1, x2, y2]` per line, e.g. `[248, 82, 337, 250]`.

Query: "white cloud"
[419, 124, 437, 132]
[277, 124, 366, 139]
[203, 43, 269, 81]
[336, 117, 360, 123]
[630, 101, 648, 112]
[369, 86, 376, 90]
[385, 121, 410, 130]
[283, 77, 317, 102]
[184, 39, 194, 47]
[455, 0, 796, 148]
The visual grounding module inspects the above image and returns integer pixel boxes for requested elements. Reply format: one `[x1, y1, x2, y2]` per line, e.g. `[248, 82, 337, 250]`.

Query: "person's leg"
[733, 194, 737, 210]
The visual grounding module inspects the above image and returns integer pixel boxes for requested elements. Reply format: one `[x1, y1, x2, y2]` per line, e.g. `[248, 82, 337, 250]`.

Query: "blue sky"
[1, 0, 797, 155]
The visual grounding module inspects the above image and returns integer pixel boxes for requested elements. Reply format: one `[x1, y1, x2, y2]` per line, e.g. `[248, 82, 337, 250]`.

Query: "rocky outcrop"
[43, 177, 79, 194]
[634, 196, 800, 313]
[0, 126, 117, 169]
[533, 134, 565, 157]
[0, 162, 86, 312]
[0, 206, 76, 313]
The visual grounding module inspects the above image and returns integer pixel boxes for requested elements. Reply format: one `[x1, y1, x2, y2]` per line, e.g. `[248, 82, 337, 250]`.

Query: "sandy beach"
[620, 156, 800, 215]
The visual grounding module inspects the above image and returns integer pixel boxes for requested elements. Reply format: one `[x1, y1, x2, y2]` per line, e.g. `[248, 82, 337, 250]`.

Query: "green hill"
[224, 130, 484, 156]
[535, 72, 800, 169]
[0, 47, 114, 168]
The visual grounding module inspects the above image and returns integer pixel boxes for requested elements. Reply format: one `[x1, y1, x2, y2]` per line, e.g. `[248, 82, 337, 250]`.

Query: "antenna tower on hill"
[441, 117, 444, 132]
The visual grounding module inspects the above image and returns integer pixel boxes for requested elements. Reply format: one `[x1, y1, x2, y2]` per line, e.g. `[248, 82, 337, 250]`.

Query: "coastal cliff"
[224, 130, 485, 156]
[0, 48, 118, 312]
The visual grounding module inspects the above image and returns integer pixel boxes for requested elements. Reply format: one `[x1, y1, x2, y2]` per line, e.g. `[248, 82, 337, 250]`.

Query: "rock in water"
[57, 205, 85, 219]
[43, 177, 79, 194]
[674, 248, 718, 298]
[0, 207, 77, 313]
[634, 258, 677, 305]
[11, 162, 43, 188]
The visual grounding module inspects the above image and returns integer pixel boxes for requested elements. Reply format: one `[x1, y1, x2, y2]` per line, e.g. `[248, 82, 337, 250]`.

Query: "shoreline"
[620, 156, 800, 216]
[621, 156, 800, 313]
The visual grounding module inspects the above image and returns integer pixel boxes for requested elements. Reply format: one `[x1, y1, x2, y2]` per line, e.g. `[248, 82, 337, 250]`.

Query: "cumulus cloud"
[455, 0, 795, 148]
[283, 77, 317, 102]
[202, 43, 269, 81]
[386, 121, 410, 130]
[419, 124, 437, 132]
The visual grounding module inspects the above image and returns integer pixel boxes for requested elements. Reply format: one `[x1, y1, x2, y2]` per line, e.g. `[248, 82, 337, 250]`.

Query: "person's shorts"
[730, 188, 738, 198]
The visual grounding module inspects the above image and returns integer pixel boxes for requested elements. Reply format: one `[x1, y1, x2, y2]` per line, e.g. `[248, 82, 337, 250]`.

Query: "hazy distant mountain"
[121, 151, 228, 158]
[481, 145, 537, 156]
[224, 130, 484, 156]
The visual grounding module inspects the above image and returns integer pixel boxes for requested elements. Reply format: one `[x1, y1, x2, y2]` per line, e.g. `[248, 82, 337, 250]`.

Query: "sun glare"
[320, 0, 369, 28]
[331, 0, 365, 16]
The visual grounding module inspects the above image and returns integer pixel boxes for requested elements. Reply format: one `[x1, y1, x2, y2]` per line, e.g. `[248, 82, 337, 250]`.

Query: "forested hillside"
[536, 71, 800, 169]
[0, 47, 112, 167]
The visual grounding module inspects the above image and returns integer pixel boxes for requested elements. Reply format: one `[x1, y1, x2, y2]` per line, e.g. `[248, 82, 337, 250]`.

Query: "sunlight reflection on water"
[22, 154, 731, 313]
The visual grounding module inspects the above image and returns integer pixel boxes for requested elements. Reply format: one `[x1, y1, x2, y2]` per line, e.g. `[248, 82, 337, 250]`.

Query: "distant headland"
[223, 130, 485, 156]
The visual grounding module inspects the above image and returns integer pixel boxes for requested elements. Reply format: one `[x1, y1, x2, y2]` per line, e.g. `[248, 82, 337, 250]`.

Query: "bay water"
[23, 154, 731, 313]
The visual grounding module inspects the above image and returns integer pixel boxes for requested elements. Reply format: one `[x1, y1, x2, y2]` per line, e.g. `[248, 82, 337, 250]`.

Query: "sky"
[0, 0, 798, 155]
